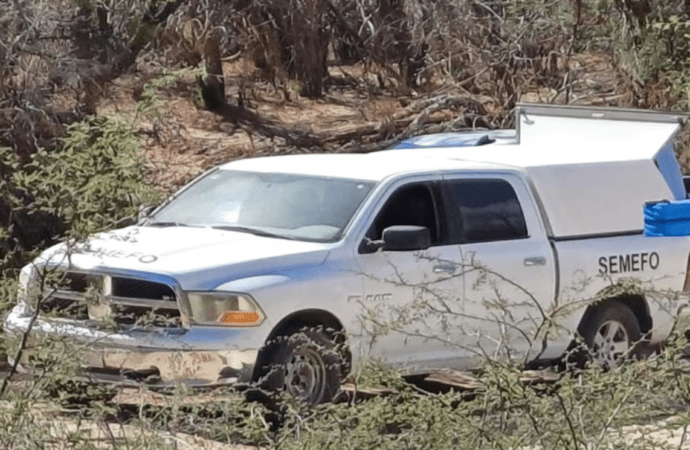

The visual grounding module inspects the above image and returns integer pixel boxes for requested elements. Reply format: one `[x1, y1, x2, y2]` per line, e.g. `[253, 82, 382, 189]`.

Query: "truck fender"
[214, 275, 291, 292]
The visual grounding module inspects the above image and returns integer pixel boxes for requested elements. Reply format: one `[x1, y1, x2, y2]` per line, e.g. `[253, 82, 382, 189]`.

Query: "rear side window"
[445, 179, 528, 243]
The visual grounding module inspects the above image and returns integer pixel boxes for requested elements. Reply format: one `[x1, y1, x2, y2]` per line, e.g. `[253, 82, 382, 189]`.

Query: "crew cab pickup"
[6, 104, 690, 404]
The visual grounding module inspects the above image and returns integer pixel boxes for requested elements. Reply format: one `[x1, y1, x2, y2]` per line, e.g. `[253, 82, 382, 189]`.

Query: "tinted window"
[446, 179, 528, 243]
[373, 184, 438, 240]
[360, 184, 439, 252]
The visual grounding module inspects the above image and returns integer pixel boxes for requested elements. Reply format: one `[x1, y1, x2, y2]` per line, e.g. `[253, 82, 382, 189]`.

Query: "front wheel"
[582, 300, 642, 369]
[255, 328, 344, 405]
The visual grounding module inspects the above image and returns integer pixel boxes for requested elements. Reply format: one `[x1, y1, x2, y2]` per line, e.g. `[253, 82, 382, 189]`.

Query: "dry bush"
[0, 0, 68, 160]
[328, 0, 423, 89]
[0, 0, 181, 155]
[233, 0, 331, 98]
[0, 0, 176, 264]
[159, 0, 331, 101]
[157, 0, 577, 103]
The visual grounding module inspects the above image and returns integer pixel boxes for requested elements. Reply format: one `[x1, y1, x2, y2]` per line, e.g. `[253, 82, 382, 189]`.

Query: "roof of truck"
[222, 105, 686, 237]
[223, 109, 682, 181]
[222, 152, 514, 181]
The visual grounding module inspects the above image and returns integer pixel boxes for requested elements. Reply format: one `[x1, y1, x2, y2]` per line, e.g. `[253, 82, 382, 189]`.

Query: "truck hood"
[39, 226, 331, 290]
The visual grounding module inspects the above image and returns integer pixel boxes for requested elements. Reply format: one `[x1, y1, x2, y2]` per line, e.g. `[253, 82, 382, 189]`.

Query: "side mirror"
[381, 225, 431, 251]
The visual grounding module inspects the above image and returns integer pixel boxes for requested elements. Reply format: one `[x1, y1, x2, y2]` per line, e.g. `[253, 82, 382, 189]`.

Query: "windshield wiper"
[148, 221, 188, 227]
[211, 225, 296, 240]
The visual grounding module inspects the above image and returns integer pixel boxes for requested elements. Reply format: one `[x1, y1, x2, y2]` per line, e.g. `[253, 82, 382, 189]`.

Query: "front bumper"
[4, 305, 268, 386]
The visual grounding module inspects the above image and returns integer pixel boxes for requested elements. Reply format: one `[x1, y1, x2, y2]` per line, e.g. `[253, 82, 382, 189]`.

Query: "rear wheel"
[582, 301, 642, 369]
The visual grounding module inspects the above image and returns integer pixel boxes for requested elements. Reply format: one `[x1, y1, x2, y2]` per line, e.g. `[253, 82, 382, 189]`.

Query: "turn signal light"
[219, 311, 261, 324]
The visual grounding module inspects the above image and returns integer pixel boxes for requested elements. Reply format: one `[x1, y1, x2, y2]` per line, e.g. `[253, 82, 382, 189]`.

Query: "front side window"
[150, 170, 375, 242]
[363, 183, 439, 246]
[445, 179, 528, 243]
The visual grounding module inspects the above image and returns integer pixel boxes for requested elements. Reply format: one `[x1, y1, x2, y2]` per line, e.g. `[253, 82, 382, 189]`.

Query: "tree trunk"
[200, 28, 226, 110]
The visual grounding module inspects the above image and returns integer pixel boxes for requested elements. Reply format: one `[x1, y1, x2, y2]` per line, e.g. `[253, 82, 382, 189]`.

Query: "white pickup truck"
[6, 104, 690, 404]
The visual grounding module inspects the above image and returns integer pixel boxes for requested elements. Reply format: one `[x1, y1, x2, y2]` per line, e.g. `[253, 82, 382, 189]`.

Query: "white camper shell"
[6, 103, 690, 405]
[388, 104, 686, 237]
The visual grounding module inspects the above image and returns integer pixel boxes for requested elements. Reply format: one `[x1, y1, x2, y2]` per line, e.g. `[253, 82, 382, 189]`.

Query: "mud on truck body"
[6, 104, 690, 404]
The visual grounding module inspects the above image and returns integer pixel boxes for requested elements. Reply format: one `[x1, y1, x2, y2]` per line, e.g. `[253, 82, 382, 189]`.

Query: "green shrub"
[21, 115, 159, 238]
[0, 114, 160, 270]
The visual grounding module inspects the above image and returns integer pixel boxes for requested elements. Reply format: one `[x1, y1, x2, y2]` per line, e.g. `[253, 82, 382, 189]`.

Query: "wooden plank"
[337, 383, 397, 401]
[519, 369, 560, 384]
[423, 370, 480, 390]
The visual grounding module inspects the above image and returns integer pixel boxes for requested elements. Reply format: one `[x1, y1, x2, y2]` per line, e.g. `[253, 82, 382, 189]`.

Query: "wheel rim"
[592, 320, 630, 368]
[283, 346, 327, 404]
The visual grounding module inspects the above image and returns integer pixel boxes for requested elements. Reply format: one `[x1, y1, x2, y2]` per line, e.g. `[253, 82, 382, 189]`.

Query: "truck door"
[440, 174, 556, 363]
[354, 178, 468, 370]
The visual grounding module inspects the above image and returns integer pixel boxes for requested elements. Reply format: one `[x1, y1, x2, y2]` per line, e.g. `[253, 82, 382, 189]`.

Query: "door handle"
[524, 256, 547, 266]
[433, 264, 457, 274]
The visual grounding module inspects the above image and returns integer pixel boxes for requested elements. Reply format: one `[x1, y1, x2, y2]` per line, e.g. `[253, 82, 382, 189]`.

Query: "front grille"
[56, 272, 93, 292]
[111, 305, 181, 327]
[39, 296, 89, 320]
[111, 277, 176, 301]
[52, 272, 104, 298]
[39, 271, 181, 328]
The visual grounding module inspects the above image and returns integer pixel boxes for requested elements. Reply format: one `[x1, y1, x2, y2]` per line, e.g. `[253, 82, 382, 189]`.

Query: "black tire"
[255, 328, 344, 405]
[581, 300, 642, 369]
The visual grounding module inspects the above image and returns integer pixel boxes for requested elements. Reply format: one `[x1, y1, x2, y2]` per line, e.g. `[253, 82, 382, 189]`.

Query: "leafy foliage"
[0, 115, 159, 269]
[22, 116, 157, 238]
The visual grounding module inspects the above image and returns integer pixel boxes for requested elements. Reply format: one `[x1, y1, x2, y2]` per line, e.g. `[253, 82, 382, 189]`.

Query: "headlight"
[187, 292, 265, 326]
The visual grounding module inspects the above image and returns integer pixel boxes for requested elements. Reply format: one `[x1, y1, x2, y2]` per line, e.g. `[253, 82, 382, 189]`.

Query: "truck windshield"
[149, 170, 376, 242]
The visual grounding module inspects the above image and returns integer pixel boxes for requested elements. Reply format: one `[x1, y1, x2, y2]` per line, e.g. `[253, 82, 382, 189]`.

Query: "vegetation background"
[4, 0, 690, 448]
